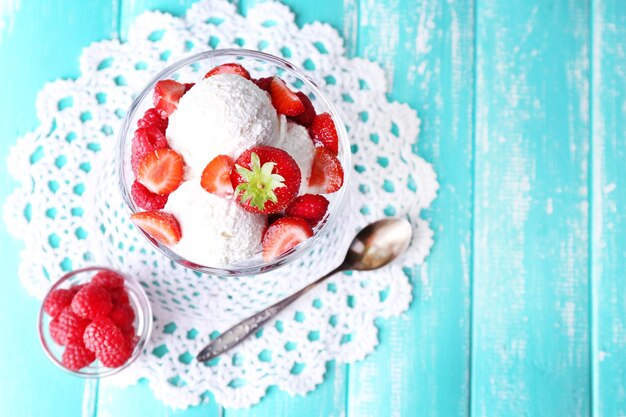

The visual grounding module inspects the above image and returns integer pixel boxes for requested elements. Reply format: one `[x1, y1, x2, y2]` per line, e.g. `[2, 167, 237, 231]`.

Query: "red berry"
[123, 329, 138, 351]
[109, 287, 130, 305]
[137, 108, 168, 132]
[92, 270, 125, 289]
[231, 146, 301, 214]
[62, 342, 96, 371]
[262, 216, 313, 262]
[184, 82, 195, 92]
[50, 307, 90, 345]
[270, 77, 305, 116]
[308, 147, 344, 194]
[71, 284, 113, 320]
[137, 148, 185, 195]
[131, 211, 182, 245]
[153, 79, 188, 117]
[253, 77, 273, 92]
[285, 194, 329, 227]
[309, 113, 339, 155]
[83, 317, 125, 356]
[99, 344, 132, 368]
[109, 303, 135, 329]
[200, 155, 234, 197]
[289, 92, 316, 127]
[131, 126, 169, 175]
[43, 288, 74, 318]
[204, 63, 251, 79]
[131, 181, 169, 210]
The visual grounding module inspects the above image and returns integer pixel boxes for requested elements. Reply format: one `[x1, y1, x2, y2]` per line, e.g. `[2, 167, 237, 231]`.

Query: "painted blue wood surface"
[1, 1, 625, 417]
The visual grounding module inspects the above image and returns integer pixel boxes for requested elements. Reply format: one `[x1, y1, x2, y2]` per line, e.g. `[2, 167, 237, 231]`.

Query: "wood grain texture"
[347, 1, 474, 416]
[473, 1, 591, 416]
[591, 1, 626, 416]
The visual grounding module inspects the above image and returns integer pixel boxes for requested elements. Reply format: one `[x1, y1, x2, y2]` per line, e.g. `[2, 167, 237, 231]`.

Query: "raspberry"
[99, 344, 132, 368]
[50, 307, 90, 345]
[108, 287, 130, 305]
[71, 284, 113, 320]
[109, 303, 135, 329]
[122, 327, 138, 351]
[131, 181, 168, 210]
[62, 342, 96, 371]
[91, 270, 125, 289]
[43, 288, 74, 318]
[137, 108, 168, 132]
[83, 317, 125, 355]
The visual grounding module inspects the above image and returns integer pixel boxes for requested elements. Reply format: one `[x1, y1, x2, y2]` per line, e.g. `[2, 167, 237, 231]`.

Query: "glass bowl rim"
[37, 266, 153, 378]
[116, 48, 351, 276]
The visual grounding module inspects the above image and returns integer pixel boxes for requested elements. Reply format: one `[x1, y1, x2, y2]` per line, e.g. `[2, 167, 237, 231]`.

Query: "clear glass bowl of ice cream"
[117, 49, 350, 276]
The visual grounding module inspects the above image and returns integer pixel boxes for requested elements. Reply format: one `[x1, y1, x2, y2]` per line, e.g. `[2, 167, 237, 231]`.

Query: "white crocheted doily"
[3, 0, 438, 409]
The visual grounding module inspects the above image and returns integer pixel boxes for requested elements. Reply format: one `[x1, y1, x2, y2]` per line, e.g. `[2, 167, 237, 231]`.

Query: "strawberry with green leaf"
[231, 146, 301, 214]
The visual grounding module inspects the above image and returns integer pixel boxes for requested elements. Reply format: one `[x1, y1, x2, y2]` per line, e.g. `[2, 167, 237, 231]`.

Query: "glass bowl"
[38, 266, 153, 378]
[117, 49, 351, 276]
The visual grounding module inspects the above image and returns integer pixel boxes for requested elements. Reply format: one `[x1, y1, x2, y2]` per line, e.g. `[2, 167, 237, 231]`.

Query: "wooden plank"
[472, 1, 591, 416]
[0, 0, 117, 416]
[591, 1, 626, 416]
[347, 1, 474, 416]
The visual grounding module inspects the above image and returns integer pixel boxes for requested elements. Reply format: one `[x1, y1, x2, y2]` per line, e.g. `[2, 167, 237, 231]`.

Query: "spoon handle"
[197, 266, 343, 362]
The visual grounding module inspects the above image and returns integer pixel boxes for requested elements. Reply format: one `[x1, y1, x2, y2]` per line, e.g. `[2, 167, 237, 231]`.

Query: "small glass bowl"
[38, 266, 153, 378]
[117, 49, 351, 276]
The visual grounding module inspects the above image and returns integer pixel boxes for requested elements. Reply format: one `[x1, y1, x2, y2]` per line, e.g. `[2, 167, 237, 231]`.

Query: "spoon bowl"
[344, 218, 413, 271]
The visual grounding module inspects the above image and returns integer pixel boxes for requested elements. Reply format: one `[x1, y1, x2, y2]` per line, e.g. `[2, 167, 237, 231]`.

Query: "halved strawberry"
[153, 79, 188, 117]
[270, 77, 305, 116]
[308, 147, 344, 194]
[231, 146, 301, 214]
[131, 127, 169, 175]
[200, 155, 234, 197]
[130, 211, 181, 245]
[204, 63, 251, 79]
[137, 108, 168, 132]
[184, 82, 195, 92]
[137, 148, 184, 195]
[253, 77, 273, 93]
[285, 194, 329, 227]
[131, 180, 168, 210]
[309, 113, 339, 154]
[289, 92, 316, 127]
[262, 216, 313, 261]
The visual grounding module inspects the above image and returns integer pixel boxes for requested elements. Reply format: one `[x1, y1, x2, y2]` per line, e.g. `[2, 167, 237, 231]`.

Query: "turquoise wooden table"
[1, 0, 625, 416]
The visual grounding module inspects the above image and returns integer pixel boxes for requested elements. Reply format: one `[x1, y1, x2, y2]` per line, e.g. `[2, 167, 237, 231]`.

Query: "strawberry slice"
[231, 146, 301, 214]
[289, 92, 316, 127]
[309, 113, 339, 154]
[131, 127, 169, 175]
[308, 147, 344, 194]
[285, 194, 329, 227]
[137, 108, 168, 132]
[153, 79, 188, 117]
[253, 77, 273, 93]
[130, 211, 181, 245]
[262, 216, 313, 261]
[270, 77, 305, 116]
[137, 148, 184, 195]
[131, 180, 168, 210]
[201, 155, 234, 197]
[204, 63, 251, 79]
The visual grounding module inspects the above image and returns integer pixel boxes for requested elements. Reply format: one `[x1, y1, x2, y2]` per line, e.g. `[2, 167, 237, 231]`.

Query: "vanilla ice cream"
[164, 180, 267, 266]
[268, 115, 315, 194]
[166, 74, 278, 178]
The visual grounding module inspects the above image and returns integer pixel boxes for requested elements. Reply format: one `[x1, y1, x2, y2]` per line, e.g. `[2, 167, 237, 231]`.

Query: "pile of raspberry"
[43, 270, 137, 371]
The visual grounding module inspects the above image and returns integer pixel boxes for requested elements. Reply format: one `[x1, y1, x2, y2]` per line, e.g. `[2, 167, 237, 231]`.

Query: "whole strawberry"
[231, 146, 301, 214]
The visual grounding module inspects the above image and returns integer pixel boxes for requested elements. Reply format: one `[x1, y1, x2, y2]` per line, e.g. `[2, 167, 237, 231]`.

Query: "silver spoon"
[196, 217, 413, 362]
